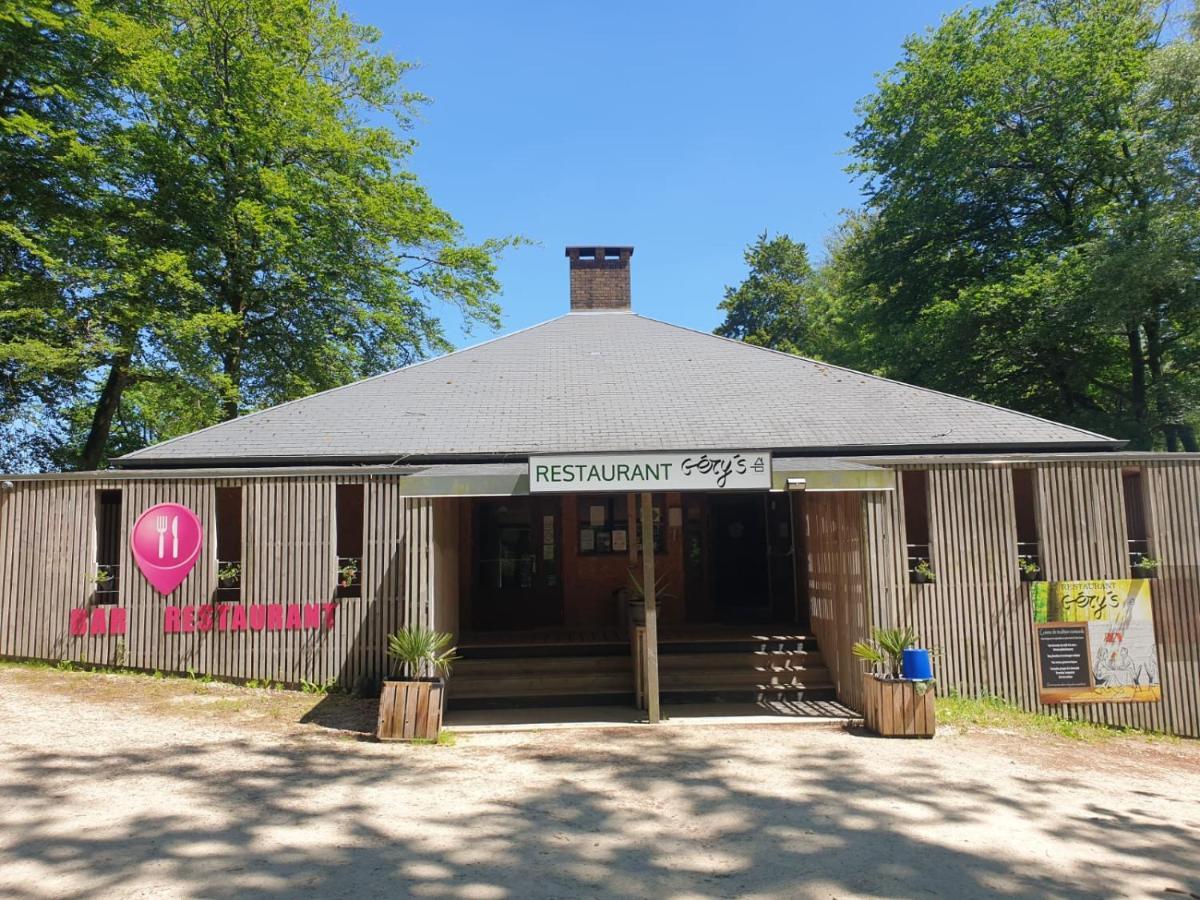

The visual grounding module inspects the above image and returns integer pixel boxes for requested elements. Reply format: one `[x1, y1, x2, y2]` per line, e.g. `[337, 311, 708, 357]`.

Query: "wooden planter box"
[377, 679, 445, 741]
[862, 674, 936, 738]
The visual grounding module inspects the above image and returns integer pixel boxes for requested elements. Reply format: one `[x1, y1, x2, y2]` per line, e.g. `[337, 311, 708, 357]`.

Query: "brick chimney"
[566, 246, 633, 311]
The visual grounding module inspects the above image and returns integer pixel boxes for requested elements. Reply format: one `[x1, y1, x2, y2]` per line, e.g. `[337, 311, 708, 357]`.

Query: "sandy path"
[0, 670, 1197, 899]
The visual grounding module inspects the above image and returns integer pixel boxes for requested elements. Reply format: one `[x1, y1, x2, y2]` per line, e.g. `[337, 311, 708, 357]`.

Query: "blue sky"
[341, 1, 976, 344]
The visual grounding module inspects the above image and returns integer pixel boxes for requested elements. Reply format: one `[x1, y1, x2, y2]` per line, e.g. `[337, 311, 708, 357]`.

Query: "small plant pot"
[218, 577, 240, 590]
[1019, 569, 1041, 583]
[1133, 566, 1157, 580]
[911, 571, 933, 585]
[627, 598, 646, 626]
[377, 678, 445, 741]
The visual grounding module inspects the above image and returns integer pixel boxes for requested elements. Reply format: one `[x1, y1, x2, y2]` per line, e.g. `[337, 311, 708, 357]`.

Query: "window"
[336, 484, 364, 597]
[1122, 469, 1154, 576]
[215, 487, 242, 600]
[902, 470, 932, 583]
[577, 494, 664, 556]
[94, 490, 122, 603]
[1012, 469, 1041, 580]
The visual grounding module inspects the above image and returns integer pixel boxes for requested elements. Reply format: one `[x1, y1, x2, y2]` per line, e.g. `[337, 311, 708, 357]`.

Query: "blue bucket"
[902, 648, 933, 681]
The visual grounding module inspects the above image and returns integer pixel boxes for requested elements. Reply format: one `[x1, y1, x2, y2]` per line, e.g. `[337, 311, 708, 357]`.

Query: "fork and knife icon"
[154, 515, 180, 561]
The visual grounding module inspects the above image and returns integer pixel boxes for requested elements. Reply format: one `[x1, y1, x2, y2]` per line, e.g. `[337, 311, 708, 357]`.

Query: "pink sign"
[131, 503, 202, 595]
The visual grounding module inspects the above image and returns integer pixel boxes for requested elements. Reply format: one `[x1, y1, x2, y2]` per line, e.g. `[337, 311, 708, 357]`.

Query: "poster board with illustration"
[1031, 579, 1161, 704]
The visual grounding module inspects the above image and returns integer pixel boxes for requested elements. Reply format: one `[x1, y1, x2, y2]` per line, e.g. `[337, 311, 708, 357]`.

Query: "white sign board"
[529, 451, 772, 493]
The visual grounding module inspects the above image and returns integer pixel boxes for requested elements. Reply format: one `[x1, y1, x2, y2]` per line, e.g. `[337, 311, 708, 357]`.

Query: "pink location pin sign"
[130, 503, 203, 595]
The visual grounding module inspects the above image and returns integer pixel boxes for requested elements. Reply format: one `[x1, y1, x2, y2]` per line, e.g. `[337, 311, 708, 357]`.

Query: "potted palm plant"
[377, 625, 459, 741]
[853, 626, 936, 738]
[625, 567, 674, 625]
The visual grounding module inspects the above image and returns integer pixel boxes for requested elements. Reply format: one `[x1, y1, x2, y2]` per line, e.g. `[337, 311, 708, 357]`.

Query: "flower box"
[862, 673, 936, 738]
[377, 678, 445, 741]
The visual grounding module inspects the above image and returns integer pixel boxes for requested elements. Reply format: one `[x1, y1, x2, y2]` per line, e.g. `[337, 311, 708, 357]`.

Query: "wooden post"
[626, 493, 638, 565]
[641, 492, 661, 723]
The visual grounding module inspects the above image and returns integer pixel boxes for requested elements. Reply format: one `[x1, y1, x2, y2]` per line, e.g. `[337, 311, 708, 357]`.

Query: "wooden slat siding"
[0, 474, 410, 689]
[3, 460, 1197, 736]
[406, 497, 434, 633]
[1033, 462, 1163, 733]
[0, 480, 99, 664]
[358, 479, 414, 688]
[867, 460, 1198, 738]
[252, 475, 344, 686]
[1146, 461, 1200, 738]
[805, 492, 872, 712]
[0, 484, 14, 657]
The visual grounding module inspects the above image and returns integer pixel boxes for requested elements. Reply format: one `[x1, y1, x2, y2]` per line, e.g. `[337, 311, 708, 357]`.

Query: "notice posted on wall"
[1032, 579, 1161, 704]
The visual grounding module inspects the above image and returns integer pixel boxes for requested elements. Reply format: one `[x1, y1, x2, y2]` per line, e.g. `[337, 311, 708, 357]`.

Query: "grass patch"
[408, 730, 457, 747]
[0, 658, 55, 671]
[937, 692, 1174, 742]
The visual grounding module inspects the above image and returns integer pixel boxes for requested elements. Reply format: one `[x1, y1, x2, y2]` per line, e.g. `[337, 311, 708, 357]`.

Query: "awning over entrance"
[398, 458, 894, 497]
[5, 457, 893, 496]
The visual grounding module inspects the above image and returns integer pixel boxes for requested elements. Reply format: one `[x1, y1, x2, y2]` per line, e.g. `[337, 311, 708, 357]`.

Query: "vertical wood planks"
[805, 491, 873, 712]
[1, 458, 1197, 738]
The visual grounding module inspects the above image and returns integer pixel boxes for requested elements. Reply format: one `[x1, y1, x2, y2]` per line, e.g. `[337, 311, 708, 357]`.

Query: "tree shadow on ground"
[1, 725, 1197, 899]
[298, 692, 377, 734]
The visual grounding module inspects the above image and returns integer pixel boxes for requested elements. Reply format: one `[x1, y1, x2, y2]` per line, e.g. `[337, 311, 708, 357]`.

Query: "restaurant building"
[2, 247, 1198, 736]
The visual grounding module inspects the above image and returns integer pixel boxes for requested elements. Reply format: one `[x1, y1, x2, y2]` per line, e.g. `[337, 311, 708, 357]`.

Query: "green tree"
[2, 0, 515, 471]
[715, 233, 816, 354]
[833, 0, 1199, 448]
[0, 0, 135, 470]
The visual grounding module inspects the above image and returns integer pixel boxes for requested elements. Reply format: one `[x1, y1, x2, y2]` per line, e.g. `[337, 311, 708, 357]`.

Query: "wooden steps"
[446, 627, 836, 709]
[657, 647, 836, 704]
[448, 654, 633, 708]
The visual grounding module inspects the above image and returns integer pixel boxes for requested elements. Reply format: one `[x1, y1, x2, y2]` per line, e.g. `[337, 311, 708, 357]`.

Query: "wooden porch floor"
[458, 623, 812, 649]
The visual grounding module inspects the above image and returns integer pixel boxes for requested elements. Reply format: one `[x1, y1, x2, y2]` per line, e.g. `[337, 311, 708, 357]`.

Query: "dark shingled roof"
[118, 311, 1121, 467]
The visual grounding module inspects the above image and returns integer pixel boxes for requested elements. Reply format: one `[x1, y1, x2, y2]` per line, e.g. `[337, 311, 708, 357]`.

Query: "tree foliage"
[719, 0, 1200, 450]
[715, 232, 816, 355]
[0, 0, 513, 471]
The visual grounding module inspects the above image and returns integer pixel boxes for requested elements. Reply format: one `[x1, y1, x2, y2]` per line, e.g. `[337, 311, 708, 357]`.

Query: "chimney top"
[565, 246, 633, 311]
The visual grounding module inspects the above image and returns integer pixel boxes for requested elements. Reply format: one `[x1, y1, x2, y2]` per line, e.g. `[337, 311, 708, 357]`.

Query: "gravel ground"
[0, 667, 1198, 900]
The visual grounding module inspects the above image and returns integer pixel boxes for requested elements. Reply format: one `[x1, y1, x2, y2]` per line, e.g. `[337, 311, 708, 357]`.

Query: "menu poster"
[1037, 625, 1090, 690]
[1031, 579, 1161, 704]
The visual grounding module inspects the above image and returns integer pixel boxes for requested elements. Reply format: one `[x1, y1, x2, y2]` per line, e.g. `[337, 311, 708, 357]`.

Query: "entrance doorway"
[472, 498, 563, 629]
[709, 494, 771, 622]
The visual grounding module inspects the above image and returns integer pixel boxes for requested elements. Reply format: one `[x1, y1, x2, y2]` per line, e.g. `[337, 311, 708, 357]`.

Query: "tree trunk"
[221, 344, 241, 421]
[78, 355, 131, 470]
[1179, 425, 1199, 453]
[1126, 325, 1150, 450]
[1144, 316, 1184, 452]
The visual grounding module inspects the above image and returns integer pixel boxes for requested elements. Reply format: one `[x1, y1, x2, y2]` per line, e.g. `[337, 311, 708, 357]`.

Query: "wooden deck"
[457, 624, 813, 650]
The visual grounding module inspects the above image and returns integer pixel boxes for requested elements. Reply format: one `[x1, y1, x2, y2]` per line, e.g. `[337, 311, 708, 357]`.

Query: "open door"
[472, 498, 563, 629]
[709, 494, 771, 623]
